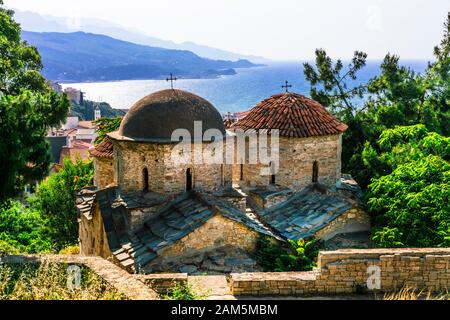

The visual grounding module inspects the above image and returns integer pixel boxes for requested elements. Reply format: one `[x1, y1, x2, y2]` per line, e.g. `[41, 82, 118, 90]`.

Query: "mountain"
[21, 31, 261, 82]
[13, 10, 269, 63]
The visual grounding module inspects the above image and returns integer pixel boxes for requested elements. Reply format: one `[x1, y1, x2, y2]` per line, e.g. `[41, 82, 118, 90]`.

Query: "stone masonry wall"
[231, 248, 450, 295]
[112, 140, 232, 194]
[238, 134, 342, 191]
[146, 214, 259, 269]
[93, 157, 115, 189]
[79, 203, 111, 258]
[314, 207, 370, 241]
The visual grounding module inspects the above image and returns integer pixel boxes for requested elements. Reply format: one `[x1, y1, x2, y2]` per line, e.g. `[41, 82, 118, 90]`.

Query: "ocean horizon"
[61, 60, 429, 114]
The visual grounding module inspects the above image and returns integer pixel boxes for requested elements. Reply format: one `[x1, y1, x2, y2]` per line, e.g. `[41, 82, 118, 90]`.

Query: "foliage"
[365, 126, 450, 247]
[303, 16, 450, 189]
[0, 262, 126, 300]
[0, 201, 51, 254]
[93, 116, 122, 144]
[165, 281, 207, 300]
[255, 236, 320, 272]
[303, 49, 368, 117]
[29, 158, 94, 251]
[0, 3, 69, 202]
[0, 240, 20, 256]
[59, 245, 80, 255]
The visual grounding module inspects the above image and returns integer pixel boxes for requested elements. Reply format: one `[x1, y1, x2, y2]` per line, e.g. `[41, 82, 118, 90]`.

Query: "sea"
[61, 61, 429, 114]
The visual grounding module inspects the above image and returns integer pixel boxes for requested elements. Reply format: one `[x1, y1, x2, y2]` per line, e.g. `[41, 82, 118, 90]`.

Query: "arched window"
[312, 161, 319, 183]
[186, 168, 193, 191]
[269, 162, 276, 185]
[142, 168, 149, 192]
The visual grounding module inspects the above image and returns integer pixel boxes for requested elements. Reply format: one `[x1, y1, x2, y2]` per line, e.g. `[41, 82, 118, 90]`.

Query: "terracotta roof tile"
[231, 92, 348, 138]
[223, 118, 236, 129]
[89, 136, 114, 158]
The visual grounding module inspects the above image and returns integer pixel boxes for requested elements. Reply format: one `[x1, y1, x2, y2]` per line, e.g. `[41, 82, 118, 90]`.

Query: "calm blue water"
[61, 61, 428, 114]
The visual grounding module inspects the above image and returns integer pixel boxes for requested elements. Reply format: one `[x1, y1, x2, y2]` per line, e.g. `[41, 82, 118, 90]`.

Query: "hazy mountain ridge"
[13, 9, 269, 63]
[21, 31, 261, 82]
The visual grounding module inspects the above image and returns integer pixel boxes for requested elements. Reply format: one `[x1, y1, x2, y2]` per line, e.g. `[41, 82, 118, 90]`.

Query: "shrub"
[165, 281, 208, 300]
[255, 236, 320, 272]
[0, 201, 51, 254]
[29, 157, 93, 251]
[59, 245, 80, 255]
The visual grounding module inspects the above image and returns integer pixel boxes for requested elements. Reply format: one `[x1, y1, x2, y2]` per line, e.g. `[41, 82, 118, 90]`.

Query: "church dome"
[231, 92, 348, 138]
[110, 89, 225, 143]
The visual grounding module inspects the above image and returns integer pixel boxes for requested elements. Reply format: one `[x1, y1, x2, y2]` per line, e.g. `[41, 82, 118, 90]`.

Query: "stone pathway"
[188, 275, 235, 300]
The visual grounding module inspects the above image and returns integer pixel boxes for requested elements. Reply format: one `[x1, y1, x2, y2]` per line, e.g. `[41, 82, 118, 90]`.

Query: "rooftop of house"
[231, 92, 348, 138]
[89, 137, 114, 159]
[60, 140, 92, 163]
[76, 181, 364, 273]
[110, 89, 225, 143]
[76, 188, 280, 272]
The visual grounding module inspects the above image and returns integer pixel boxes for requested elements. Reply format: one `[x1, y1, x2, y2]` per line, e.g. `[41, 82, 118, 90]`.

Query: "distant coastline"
[60, 61, 429, 113]
[22, 31, 263, 83]
[59, 65, 267, 84]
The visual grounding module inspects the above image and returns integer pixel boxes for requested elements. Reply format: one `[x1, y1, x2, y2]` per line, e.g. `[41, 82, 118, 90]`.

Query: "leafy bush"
[256, 237, 320, 272]
[59, 245, 80, 255]
[366, 125, 450, 247]
[29, 157, 93, 251]
[0, 201, 51, 254]
[165, 281, 207, 300]
[93, 116, 122, 144]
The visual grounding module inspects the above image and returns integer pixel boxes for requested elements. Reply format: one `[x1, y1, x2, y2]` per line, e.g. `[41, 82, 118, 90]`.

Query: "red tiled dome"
[230, 92, 348, 138]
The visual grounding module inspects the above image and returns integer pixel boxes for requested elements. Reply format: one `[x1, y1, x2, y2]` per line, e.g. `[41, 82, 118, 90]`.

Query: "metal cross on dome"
[281, 80, 292, 92]
[166, 73, 178, 89]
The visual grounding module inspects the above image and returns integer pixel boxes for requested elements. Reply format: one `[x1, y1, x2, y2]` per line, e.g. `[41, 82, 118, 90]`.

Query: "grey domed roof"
[109, 89, 225, 143]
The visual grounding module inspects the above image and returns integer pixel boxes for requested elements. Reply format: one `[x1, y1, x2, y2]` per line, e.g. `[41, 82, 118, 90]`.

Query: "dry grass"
[58, 245, 80, 255]
[384, 286, 450, 300]
[0, 261, 127, 300]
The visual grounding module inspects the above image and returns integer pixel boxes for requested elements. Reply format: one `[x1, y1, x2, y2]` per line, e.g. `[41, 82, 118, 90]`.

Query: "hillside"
[21, 31, 260, 82]
[70, 100, 125, 121]
[14, 10, 269, 63]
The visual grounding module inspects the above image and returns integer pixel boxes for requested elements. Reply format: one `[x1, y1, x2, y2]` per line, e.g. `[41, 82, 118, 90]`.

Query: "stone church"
[77, 88, 369, 274]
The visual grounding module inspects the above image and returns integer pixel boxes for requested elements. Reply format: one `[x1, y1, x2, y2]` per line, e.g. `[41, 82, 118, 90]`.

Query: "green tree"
[365, 125, 450, 247]
[303, 49, 368, 118]
[93, 116, 122, 144]
[29, 158, 94, 251]
[303, 15, 449, 189]
[0, 3, 69, 202]
[0, 201, 51, 254]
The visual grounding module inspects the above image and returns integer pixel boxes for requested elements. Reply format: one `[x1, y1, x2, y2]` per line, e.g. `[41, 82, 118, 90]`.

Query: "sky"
[5, 0, 449, 60]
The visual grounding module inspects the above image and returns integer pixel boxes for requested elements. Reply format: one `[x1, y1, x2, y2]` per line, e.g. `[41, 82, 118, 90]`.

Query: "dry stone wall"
[231, 248, 450, 296]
